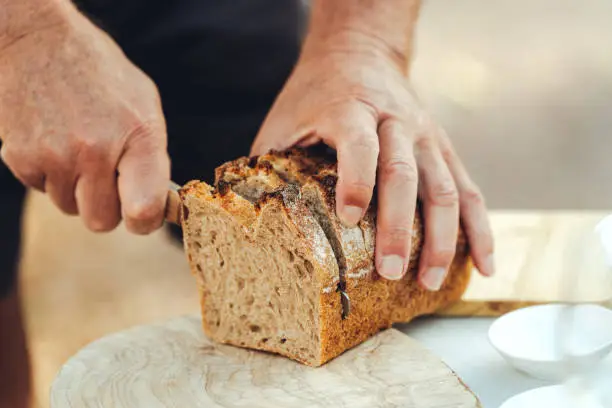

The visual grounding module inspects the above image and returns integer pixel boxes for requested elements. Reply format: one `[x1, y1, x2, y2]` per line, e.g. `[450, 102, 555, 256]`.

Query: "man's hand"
[0, 2, 170, 234]
[252, 0, 494, 290]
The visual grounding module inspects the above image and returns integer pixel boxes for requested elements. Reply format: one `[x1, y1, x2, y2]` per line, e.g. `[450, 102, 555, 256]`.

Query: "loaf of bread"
[178, 146, 472, 367]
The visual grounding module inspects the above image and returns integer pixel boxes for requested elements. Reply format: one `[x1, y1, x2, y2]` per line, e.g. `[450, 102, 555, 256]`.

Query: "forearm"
[302, 0, 421, 71]
[0, 0, 75, 45]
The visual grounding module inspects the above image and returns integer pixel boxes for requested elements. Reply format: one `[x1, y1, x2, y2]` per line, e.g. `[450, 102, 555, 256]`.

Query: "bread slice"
[179, 147, 472, 367]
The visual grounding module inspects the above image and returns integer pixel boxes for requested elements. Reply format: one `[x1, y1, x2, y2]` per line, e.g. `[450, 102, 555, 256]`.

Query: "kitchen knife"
[165, 181, 182, 225]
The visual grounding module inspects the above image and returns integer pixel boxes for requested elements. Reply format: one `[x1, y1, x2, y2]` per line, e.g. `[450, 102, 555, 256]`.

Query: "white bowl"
[499, 384, 606, 408]
[488, 303, 612, 381]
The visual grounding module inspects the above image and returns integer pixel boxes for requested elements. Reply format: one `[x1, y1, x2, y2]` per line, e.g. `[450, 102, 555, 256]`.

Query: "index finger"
[333, 110, 380, 228]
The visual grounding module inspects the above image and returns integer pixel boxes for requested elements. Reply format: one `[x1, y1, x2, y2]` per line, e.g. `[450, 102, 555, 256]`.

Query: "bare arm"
[0, 0, 170, 234]
[253, 0, 495, 287]
[302, 0, 421, 72]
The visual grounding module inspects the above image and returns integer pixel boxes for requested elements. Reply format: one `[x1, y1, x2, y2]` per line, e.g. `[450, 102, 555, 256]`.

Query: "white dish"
[488, 303, 612, 381]
[499, 384, 605, 408]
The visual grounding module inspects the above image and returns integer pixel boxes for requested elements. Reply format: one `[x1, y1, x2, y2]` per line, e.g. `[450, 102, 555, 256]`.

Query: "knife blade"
[165, 181, 182, 225]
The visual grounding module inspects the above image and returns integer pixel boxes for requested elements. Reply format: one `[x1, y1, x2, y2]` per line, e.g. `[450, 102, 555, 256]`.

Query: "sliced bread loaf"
[179, 147, 472, 366]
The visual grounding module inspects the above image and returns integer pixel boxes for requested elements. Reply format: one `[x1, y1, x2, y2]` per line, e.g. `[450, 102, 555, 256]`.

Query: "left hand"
[251, 45, 494, 291]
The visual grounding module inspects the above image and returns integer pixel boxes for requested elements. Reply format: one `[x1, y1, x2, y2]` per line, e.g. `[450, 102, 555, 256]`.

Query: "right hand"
[0, 5, 170, 234]
[252, 41, 495, 288]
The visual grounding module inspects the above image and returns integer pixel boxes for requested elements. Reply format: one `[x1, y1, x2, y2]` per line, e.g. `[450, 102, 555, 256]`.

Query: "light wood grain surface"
[50, 316, 481, 408]
[438, 211, 612, 317]
[20, 193, 198, 408]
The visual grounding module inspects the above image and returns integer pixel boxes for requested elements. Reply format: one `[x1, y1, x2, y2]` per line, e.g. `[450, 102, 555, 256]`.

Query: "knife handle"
[165, 181, 182, 225]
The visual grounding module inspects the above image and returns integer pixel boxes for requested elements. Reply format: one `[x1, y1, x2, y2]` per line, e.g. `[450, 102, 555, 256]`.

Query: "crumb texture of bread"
[180, 181, 340, 366]
[180, 146, 473, 367]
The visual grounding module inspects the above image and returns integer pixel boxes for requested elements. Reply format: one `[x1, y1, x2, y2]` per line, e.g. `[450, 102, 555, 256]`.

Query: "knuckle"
[436, 127, 456, 164]
[381, 225, 414, 247]
[461, 186, 485, 207]
[40, 142, 71, 170]
[414, 135, 436, 154]
[337, 135, 378, 207]
[428, 247, 457, 266]
[439, 144, 455, 164]
[436, 125, 452, 146]
[76, 136, 109, 163]
[1, 146, 44, 188]
[379, 118, 411, 142]
[386, 99, 406, 117]
[0, 142, 24, 164]
[15, 171, 41, 189]
[0, 144, 15, 165]
[344, 178, 374, 195]
[339, 179, 373, 207]
[124, 118, 164, 146]
[407, 110, 434, 132]
[429, 180, 459, 207]
[380, 157, 418, 183]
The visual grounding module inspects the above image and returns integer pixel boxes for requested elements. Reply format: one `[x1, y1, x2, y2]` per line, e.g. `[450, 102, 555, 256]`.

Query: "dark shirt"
[73, 0, 306, 112]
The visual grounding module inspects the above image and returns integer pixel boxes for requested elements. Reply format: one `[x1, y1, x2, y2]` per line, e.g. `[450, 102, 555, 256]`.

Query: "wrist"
[301, 0, 421, 74]
[0, 0, 75, 48]
[301, 28, 409, 73]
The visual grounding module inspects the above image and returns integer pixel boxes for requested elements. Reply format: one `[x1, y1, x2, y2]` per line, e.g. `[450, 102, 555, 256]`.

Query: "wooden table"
[440, 210, 612, 316]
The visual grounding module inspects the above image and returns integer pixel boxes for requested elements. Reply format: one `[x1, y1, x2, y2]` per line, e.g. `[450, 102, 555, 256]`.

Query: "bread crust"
[180, 146, 472, 366]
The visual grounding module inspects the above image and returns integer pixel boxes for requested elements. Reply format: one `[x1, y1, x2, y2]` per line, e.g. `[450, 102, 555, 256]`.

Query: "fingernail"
[339, 205, 363, 227]
[422, 267, 447, 291]
[379, 255, 405, 280]
[482, 254, 495, 276]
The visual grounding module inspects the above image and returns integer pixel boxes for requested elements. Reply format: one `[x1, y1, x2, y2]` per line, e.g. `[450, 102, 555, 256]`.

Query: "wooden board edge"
[436, 298, 612, 317]
[436, 300, 557, 317]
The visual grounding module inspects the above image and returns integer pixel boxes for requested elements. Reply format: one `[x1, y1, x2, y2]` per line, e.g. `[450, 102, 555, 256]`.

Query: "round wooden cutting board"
[51, 315, 481, 408]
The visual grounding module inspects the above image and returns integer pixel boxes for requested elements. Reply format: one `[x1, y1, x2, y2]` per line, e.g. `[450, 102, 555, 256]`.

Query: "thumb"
[117, 131, 170, 235]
